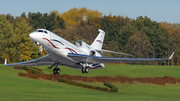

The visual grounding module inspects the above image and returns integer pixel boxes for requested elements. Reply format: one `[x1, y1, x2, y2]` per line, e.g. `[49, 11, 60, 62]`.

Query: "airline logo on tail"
[96, 40, 103, 44]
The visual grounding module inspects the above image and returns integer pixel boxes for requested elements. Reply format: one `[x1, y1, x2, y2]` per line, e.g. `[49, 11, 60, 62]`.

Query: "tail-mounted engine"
[89, 50, 96, 56]
[75, 40, 91, 51]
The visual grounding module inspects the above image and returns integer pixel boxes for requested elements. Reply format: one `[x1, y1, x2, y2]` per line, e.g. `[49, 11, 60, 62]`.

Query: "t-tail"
[91, 29, 105, 50]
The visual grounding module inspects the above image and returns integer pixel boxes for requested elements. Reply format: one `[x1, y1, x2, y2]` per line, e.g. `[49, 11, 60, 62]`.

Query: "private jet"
[4, 29, 175, 74]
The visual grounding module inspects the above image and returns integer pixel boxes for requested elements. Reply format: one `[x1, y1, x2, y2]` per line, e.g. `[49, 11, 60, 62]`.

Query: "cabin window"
[44, 31, 48, 34]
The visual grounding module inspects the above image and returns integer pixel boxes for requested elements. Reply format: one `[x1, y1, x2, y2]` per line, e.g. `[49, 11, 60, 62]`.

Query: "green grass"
[39, 64, 180, 78]
[1, 64, 180, 101]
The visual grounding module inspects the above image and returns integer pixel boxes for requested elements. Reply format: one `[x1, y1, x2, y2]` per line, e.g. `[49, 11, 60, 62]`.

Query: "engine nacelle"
[75, 40, 91, 51]
[89, 50, 96, 56]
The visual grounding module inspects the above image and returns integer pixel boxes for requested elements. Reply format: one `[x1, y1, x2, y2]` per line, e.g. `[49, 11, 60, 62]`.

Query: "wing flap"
[4, 54, 54, 66]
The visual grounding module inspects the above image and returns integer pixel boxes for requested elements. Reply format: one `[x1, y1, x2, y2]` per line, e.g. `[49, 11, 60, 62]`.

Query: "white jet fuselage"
[29, 29, 104, 69]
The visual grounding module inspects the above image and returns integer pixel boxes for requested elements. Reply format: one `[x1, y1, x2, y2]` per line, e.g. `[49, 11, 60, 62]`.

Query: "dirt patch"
[18, 73, 180, 85]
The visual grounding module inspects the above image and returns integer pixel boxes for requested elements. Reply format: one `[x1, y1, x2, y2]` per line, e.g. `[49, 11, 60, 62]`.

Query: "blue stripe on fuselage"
[51, 39, 64, 46]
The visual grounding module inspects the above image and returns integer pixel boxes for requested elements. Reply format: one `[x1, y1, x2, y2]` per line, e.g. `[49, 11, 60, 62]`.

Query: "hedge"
[17, 71, 118, 92]
[104, 82, 118, 92]
[58, 78, 118, 92]
[14, 66, 43, 74]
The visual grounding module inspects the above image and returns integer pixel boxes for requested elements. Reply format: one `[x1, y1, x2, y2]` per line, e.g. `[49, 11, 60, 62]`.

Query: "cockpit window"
[37, 30, 43, 32]
[35, 29, 48, 34]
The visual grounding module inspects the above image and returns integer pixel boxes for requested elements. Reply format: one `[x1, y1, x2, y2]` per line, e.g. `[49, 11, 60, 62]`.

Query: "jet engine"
[75, 40, 91, 51]
[89, 50, 96, 56]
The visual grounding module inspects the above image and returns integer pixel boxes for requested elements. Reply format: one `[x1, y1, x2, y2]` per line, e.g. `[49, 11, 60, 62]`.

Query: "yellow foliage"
[14, 18, 32, 62]
[60, 7, 102, 29]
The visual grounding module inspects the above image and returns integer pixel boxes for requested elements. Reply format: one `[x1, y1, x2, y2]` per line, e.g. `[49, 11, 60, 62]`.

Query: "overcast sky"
[0, 0, 179, 23]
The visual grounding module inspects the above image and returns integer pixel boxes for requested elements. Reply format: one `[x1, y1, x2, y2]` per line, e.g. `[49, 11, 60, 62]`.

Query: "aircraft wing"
[95, 49, 134, 57]
[67, 52, 175, 64]
[4, 54, 54, 66]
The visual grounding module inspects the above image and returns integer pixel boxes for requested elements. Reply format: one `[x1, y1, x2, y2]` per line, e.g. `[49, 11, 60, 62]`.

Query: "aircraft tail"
[91, 29, 105, 50]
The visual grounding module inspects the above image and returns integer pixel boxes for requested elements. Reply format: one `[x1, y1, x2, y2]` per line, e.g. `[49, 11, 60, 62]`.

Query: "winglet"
[4, 58, 7, 65]
[168, 52, 175, 60]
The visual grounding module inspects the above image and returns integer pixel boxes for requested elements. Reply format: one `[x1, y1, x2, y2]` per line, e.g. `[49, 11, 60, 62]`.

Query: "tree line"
[0, 7, 180, 65]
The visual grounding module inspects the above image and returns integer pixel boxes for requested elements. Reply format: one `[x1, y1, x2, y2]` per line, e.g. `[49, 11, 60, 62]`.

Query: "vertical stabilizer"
[91, 29, 105, 50]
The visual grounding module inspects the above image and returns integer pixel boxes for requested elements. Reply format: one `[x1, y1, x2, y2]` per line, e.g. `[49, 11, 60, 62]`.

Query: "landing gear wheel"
[85, 67, 89, 73]
[53, 68, 60, 74]
[81, 68, 85, 73]
[56, 68, 60, 74]
[53, 68, 57, 74]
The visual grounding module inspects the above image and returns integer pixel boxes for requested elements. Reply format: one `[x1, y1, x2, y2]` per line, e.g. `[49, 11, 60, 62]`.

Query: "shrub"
[104, 82, 113, 88]
[29, 75, 39, 79]
[96, 86, 101, 90]
[89, 85, 93, 89]
[58, 78, 67, 83]
[101, 87, 108, 91]
[77, 82, 82, 86]
[46, 76, 51, 80]
[58, 78, 118, 92]
[104, 82, 118, 92]
[84, 84, 89, 88]
[15, 66, 43, 74]
[18, 72, 27, 77]
[110, 87, 118, 92]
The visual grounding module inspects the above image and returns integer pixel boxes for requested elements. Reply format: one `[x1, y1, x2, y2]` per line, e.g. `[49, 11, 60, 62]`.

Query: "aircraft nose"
[29, 32, 37, 42]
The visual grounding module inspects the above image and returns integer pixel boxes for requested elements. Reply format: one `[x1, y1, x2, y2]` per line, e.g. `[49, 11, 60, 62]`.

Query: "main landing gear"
[48, 63, 60, 74]
[81, 64, 89, 73]
[53, 68, 60, 74]
[53, 63, 60, 74]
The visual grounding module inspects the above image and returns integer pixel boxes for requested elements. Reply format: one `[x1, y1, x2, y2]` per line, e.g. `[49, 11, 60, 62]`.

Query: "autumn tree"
[0, 14, 15, 63]
[125, 31, 153, 57]
[124, 31, 154, 64]
[160, 22, 180, 65]
[171, 28, 180, 65]
[60, 7, 102, 29]
[14, 18, 34, 62]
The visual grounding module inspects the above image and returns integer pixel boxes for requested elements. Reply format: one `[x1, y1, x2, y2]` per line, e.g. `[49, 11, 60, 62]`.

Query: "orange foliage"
[60, 7, 102, 28]
[159, 22, 175, 38]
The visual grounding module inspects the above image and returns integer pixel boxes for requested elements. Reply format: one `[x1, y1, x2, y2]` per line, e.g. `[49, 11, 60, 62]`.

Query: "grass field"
[0, 64, 180, 101]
